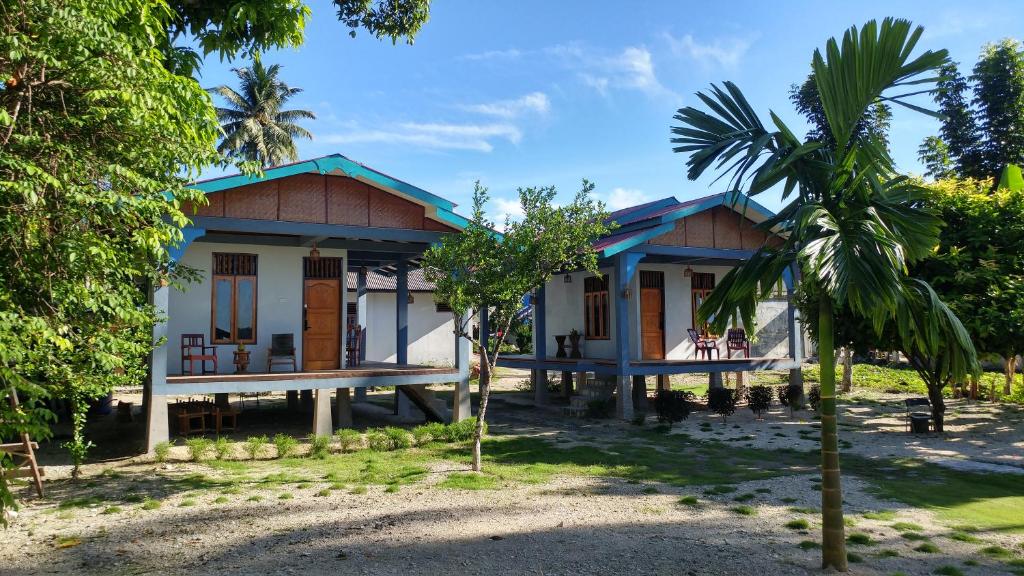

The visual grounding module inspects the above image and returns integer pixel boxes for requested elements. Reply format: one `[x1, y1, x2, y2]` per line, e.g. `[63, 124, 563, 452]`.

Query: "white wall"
[542, 262, 791, 361]
[359, 292, 456, 366]
[167, 242, 348, 375]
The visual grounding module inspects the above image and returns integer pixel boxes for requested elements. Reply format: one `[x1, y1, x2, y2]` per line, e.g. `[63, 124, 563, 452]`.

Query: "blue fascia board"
[721, 190, 776, 223]
[609, 197, 678, 225]
[636, 244, 755, 261]
[599, 223, 675, 258]
[168, 226, 207, 262]
[192, 216, 446, 244]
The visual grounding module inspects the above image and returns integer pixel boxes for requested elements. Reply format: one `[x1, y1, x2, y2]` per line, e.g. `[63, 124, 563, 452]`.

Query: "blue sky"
[199, 0, 1022, 219]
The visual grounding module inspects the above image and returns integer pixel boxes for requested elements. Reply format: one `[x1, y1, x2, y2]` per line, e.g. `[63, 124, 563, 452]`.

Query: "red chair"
[727, 328, 751, 359]
[687, 328, 720, 360]
[181, 334, 217, 375]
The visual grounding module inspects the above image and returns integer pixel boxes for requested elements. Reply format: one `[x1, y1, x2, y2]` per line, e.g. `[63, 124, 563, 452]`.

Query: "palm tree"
[208, 56, 315, 167]
[671, 19, 976, 571]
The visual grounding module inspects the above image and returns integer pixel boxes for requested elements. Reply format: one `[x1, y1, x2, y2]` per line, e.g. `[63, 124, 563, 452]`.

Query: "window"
[583, 275, 610, 339]
[212, 253, 257, 344]
[690, 272, 715, 331]
[435, 301, 453, 313]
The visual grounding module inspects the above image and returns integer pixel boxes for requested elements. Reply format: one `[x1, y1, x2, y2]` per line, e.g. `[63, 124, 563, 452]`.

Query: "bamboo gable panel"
[279, 173, 326, 223]
[225, 181, 278, 220]
[423, 218, 459, 233]
[712, 206, 743, 249]
[649, 219, 686, 246]
[740, 217, 768, 249]
[326, 176, 370, 226]
[369, 188, 424, 229]
[683, 211, 715, 247]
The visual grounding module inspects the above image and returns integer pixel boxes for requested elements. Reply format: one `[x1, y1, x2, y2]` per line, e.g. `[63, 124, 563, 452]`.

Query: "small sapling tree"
[423, 181, 611, 471]
[706, 387, 738, 424]
[746, 385, 773, 419]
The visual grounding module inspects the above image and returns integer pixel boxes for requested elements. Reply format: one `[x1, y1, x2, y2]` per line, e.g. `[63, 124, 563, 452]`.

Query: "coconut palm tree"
[671, 19, 976, 571]
[208, 56, 315, 167]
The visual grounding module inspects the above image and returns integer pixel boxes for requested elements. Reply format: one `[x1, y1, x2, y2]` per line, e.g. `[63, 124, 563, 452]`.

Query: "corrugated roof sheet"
[346, 268, 436, 292]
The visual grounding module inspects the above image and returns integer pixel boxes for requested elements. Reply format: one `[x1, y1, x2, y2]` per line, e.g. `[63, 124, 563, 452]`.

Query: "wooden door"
[640, 271, 665, 360]
[303, 279, 340, 370]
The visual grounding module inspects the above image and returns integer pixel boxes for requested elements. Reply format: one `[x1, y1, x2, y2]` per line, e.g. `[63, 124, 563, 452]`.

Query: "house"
[494, 192, 804, 419]
[144, 154, 472, 451]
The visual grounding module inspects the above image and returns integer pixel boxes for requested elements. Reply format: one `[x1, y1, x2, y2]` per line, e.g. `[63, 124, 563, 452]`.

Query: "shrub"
[273, 433, 298, 459]
[153, 440, 173, 463]
[411, 422, 446, 445]
[678, 495, 699, 506]
[244, 435, 269, 460]
[745, 385, 773, 418]
[706, 388, 738, 423]
[308, 434, 332, 459]
[366, 428, 393, 451]
[807, 384, 821, 411]
[730, 505, 756, 516]
[383, 427, 412, 450]
[653, 389, 694, 427]
[443, 418, 484, 442]
[213, 437, 232, 460]
[785, 518, 810, 530]
[335, 429, 363, 452]
[184, 437, 213, 462]
[846, 533, 874, 546]
[915, 542, 940, 553]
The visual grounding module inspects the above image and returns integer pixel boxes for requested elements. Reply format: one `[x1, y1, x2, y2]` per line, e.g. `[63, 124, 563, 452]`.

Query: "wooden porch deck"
[495, 354, 799, 375]
[161, 362, 460, 394]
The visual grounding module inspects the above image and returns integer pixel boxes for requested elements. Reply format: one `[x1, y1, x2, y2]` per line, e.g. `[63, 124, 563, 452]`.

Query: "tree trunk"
[1005, 356, 1017, 397]
[927, 383, 946, 433]
[969, 375, 978, 401]
[840, 347, 852, 393]
[818, 297, 847, 571]
[471, 347, 493, 472]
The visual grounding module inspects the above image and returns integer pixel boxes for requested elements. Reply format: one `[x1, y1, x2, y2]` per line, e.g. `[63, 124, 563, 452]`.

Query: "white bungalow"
[144, 154, 472, 451]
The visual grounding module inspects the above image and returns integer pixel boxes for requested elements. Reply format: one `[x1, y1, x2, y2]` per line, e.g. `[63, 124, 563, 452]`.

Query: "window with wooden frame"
[212, 253, 257, 344]
[690, 272, 715, 331]
[583, 275, 610, 340]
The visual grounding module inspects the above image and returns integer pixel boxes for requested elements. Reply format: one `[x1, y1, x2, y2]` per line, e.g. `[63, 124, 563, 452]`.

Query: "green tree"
[917, 169, 1024, 397]
[209, 57, 316, 167]
[0, 0, 220, 511]
[422, 182, 611, 471]
[671, 19, 976, 570]
[920, 40, 1024, 179]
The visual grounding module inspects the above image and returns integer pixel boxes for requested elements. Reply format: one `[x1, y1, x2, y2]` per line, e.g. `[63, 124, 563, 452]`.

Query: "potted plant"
[568, 328, 583, 358]
[233, 342, 250, 373]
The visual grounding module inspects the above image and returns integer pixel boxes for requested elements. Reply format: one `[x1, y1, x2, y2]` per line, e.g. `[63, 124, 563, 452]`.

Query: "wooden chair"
[687, 328, 720, 360]
[904, 397, 932, 432]
[726, 328, 751, 359]
[214, 405, 239, 434]
[346, 325, 363, 367]
[1, 389, 45, 497]
[267, 333, 297, 372]
[181, 334, 217, 375]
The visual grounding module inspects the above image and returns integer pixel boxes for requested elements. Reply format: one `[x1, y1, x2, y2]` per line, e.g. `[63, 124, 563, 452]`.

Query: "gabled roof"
[188, 153, 469, 230]
[597, 190, 779, 257]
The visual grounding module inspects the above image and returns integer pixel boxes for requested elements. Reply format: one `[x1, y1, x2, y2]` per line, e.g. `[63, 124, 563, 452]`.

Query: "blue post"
[396, 261, 409, 365]
[533, 285, 548, 405]
[614, 252, 643, 420]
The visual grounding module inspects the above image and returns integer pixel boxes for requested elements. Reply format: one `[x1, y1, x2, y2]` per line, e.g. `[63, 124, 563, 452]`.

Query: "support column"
[614, 252, 643, 420]
[452, 310, 472, 421]
[396, 260, 409, 366]
[561, 371, 574, 399]
[300, 389, 313, 412]
[709, 372, 724, 389]
[287, 390, 299, 410]
[395, 387, 412, 417]
[632, 375, 647, 412]
[145, 284, 170, 453]
[656, 374, 670, 392]
[576, 371, 587, 395]
[312, 389, 332, 436]
[335, 387, 352, 428]
[785, 264, 804, 389]
[357, 267, 368, 365]
[533, 285, 548, 405]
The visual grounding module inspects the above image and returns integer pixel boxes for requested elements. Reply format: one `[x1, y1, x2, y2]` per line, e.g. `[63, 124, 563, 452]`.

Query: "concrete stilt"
[656, 375, 670, 392]
[576, 371, 588, 393]
[286, 390, 299, 411]
[214, 393, 229, 408]
[533, 370, 549, 405]
[453, 378, 471, 421]
[354, 387, 367, 402]
[300, 389, 313, 412]
[632, 375, 647, 411]
[395, 387, 413, 417]
[561, 371, 574, 399]
[335, 387, 352, 428]
[144, 394, 168, 453]
[616, 375, 634, 420]
[709, 372, 724, 389]
[312, 389, 332, 436]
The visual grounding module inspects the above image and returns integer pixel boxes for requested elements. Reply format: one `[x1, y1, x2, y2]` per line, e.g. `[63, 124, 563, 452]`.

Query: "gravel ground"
[2, 379, 1022, 576]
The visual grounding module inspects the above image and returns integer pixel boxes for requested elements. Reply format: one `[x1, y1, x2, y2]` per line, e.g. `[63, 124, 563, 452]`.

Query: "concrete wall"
[355, 291, 456, 367]
[168, 241, 348, 375]
[542, 262, 791, 361]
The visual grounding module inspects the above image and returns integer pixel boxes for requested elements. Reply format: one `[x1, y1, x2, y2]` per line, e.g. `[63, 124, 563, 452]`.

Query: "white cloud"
[922, 11, 991, 39]
[461, 48, 523, 61]
[462, 92, 550, 118]
[549, 43, 673, 98]
[600, 187, 655, 211]
[491, 196, 525, 230]
[664, 33, 753, 68]
[322, 122, 521, 153]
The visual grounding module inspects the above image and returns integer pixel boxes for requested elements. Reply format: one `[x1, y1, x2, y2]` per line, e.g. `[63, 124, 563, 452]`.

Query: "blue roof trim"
[600, 223, 675, 258]
[189, 154, 456, 212]
[612, 195, 724, 235]
[721, 190, 776, 222]
[169, 226, 206, 262]
[608, 197, 678, 225]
